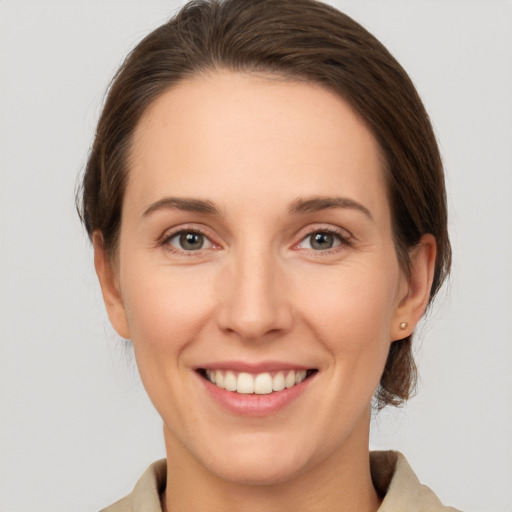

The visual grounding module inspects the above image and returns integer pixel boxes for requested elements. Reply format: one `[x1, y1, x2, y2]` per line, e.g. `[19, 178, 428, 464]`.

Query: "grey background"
[1, 1, 511, 511]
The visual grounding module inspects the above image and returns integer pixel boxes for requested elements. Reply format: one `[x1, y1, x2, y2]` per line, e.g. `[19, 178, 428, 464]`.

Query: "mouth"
[197, 368, 318, 395]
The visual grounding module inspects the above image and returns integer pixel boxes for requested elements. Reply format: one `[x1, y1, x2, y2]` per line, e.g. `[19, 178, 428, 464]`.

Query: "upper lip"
[196, 361, 314, 373]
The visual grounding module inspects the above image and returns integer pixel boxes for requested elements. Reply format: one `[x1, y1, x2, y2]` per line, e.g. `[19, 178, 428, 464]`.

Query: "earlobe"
[391, 234, 437, 341]
[93, 232, 131, 339]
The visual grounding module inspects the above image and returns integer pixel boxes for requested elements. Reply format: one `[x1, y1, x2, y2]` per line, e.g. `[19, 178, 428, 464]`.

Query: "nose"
[215, 246, 293, 342]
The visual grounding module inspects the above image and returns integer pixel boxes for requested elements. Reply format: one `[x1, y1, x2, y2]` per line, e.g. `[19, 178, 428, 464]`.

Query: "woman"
[78, 0, 457, 510]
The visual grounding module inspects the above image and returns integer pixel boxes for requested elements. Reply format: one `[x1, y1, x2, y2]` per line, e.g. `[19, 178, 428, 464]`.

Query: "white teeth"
[254, 373, 273, 394]
[285, 371, 296, 389]
[215, 370, 224, 388]
[204, 369, 310, 394]
[224, 371, 237, 392]
[295, 370, 307, 384]
[272, 371, 286, 391]
[237, 372, 254, 394]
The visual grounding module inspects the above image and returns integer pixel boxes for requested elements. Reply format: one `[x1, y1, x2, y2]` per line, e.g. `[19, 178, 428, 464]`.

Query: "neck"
[162, 410, 380, 512]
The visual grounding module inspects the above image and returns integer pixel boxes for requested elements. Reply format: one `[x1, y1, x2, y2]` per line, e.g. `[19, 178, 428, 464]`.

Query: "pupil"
[311, 232, 333, 250]
[180, 232, 203, 250]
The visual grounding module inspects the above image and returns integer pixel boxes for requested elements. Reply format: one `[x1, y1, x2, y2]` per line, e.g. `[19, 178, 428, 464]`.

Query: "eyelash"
[159, 226, 352, 256]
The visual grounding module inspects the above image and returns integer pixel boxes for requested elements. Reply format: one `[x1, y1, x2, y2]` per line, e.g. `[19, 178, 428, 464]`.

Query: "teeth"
[224, 371, 237, 392]
[254, 373, 273, 394]
[204, 369, 310, 394]
[295, 370, 307, 384]
[237, 372, 254, 394]
[272, 371, 285, 391]
[285, 370, 295, 388]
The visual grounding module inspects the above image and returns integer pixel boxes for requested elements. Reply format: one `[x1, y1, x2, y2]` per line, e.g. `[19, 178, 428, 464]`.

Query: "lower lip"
[197, 372, 315, 417]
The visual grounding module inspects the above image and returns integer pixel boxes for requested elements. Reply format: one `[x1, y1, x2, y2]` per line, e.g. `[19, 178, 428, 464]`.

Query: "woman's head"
[92, 69, 439, 488]
[78, 0, 450, 410]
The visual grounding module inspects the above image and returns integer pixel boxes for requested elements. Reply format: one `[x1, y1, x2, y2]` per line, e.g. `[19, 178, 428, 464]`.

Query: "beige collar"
[101, 451, 460, 512]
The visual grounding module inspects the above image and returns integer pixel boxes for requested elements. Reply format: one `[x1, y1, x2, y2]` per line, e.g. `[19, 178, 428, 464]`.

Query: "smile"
[199, 369, 316, 395]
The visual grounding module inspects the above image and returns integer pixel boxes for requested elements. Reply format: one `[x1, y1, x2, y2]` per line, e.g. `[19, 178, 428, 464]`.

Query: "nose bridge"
[216, 239, 291, 340]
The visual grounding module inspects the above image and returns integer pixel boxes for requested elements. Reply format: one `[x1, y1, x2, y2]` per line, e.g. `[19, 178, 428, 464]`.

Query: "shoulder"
[371, 451, 462, 511]
[100, 459, 166, 512]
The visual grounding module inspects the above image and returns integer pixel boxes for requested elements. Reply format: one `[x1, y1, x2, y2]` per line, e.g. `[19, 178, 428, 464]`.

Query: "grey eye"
[169, 231, 211, 251]
[180, 232, 204, 250]
[309, 232, 336, 250]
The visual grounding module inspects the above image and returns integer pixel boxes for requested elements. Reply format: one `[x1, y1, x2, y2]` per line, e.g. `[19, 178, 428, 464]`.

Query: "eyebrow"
[142, 197, 220, 217]
[288, 196, 373, 220]
[142, 195, 373, 221]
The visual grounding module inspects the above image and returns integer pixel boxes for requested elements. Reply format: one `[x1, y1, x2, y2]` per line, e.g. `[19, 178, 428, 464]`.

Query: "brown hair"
[77, 0, 451, 408]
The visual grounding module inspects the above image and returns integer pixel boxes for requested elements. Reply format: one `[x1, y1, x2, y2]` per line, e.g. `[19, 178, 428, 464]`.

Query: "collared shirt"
[101, 451, 461, 511]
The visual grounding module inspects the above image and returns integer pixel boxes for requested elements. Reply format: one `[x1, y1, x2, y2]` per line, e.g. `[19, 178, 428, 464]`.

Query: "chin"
[210, 455, 307, 486]
[198, 432, 316, 486]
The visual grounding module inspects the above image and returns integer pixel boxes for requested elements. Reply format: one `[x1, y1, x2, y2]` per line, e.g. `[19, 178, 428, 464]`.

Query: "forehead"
[126, 70, 388, 220]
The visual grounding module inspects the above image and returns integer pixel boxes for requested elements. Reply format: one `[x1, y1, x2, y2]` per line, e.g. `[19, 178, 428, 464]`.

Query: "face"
[96, 71, 430, 486]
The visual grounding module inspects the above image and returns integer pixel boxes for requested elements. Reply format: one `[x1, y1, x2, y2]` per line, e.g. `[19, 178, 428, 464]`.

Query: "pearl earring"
[399, 322, 408, 330]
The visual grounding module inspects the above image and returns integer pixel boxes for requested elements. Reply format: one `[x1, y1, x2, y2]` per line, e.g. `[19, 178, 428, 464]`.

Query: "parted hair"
[78, 0, 451, 408]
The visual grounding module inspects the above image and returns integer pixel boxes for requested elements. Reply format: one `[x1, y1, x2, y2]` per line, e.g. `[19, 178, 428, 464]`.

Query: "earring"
[399, 322, 408, 330]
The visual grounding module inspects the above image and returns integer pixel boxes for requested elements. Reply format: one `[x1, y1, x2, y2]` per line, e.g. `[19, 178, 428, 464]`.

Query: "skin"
[94, 71, 436, 512]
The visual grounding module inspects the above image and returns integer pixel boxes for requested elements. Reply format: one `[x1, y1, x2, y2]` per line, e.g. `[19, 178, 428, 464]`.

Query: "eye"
[166, 230, 214, 251]
[297, 230, 348, 251]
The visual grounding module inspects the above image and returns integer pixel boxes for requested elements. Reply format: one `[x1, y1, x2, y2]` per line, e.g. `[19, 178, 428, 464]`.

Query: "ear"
[390, 234, 437, 341]
[93, 232, 131, 339]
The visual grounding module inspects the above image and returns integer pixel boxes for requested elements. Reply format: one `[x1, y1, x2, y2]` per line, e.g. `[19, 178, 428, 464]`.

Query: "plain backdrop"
[1, 1, 511, 511]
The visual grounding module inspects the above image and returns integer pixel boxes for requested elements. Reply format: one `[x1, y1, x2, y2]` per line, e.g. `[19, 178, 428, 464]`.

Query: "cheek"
[118, 266, 217, 424]
[297, 261, 400, 346]
[120, 265, 215, 359]
[294, 259, 401, 404]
